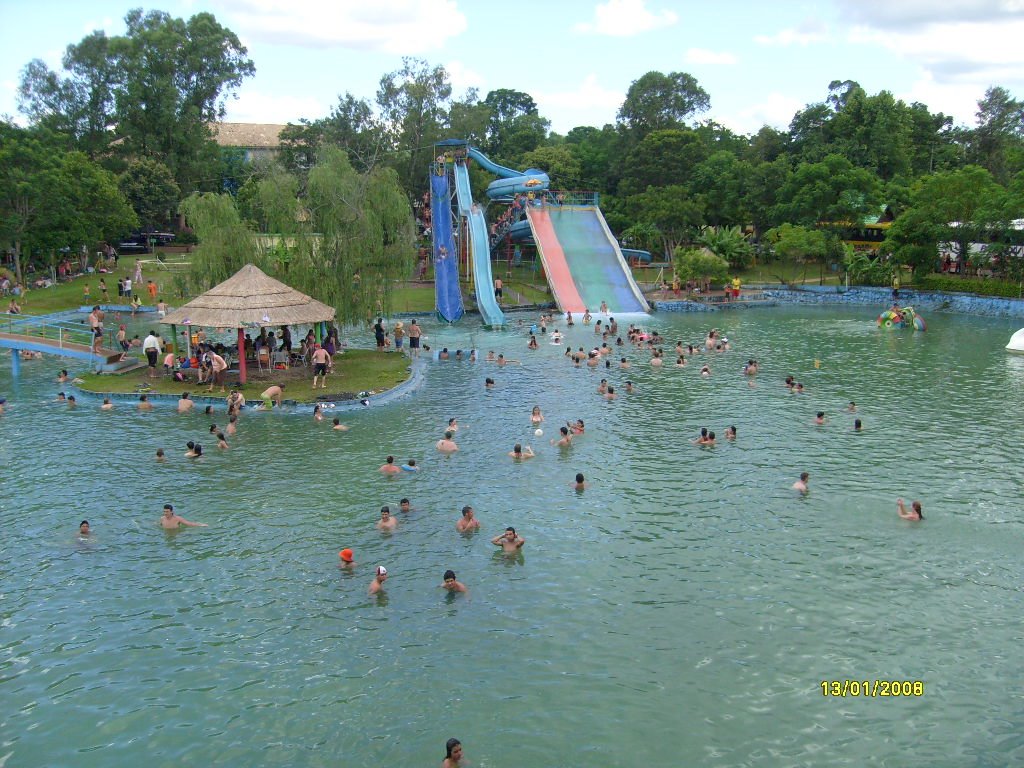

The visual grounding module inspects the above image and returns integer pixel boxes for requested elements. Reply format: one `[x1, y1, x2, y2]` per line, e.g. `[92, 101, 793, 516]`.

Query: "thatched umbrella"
[160, 264, 336, 384]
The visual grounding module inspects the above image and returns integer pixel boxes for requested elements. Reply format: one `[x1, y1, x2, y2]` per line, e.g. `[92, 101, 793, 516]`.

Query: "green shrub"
[174, 230, 199, 245]
[916, 274, 1024, 298]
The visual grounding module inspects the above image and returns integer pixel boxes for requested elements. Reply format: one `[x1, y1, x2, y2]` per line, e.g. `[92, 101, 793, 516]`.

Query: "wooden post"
[170, 324, 178, 354]
[237, 327, 247, 384]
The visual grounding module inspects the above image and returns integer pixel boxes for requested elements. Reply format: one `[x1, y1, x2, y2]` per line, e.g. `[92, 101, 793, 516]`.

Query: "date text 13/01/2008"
[821, 680, 924, 697]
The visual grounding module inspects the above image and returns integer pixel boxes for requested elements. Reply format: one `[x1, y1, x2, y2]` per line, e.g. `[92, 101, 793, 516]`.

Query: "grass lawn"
[13, 252, 193, 315]
[74, 349, 412, 404]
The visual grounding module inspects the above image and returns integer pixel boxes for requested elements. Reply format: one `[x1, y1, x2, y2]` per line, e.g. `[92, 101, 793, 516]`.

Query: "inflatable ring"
[884, 320, 892, 328]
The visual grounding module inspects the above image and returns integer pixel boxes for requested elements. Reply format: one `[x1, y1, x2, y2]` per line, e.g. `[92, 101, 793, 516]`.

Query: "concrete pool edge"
[654, 285, 1024, 319]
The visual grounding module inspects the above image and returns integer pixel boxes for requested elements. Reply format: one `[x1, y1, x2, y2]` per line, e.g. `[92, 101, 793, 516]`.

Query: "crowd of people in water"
[4, 302, 929, 767]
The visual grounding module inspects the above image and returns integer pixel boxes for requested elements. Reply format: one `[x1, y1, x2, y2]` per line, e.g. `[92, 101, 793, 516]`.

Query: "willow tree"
[179, 191, 260, 291]
[258, 146, 414, 324]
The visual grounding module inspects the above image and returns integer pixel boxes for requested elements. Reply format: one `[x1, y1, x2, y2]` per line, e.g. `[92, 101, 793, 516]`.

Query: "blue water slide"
[466, 147, 549, 199]
[430, 172, 464, 323]
[453, 163, 505, 328]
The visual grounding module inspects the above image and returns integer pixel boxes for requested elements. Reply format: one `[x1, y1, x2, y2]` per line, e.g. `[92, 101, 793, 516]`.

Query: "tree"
[623, 185, 704, 255]
[618, 129, 710, 197]
[119, 158, 180, 231]
[764, 224, 829, 283]
[17, 9, 254, 192]
[775, 154, 880, 227]
[280, 93, 385, 176]
[180, 192, 259, 290]
[698, 226, 753, 270]
[483, 89, 540, 154]
[377, 57, 452, 194]
[673, 247, 728, 287]
[518, 146, 581, 187]
[972, 86, 1024, 183]
[617, 71, 710, 141]
[17, 31, 118, 159]
[0, 124, 135, 283]
[565, 124, 619, 192]
[447, 89, 490, 151]
[186, 148, 414, 324]
[689, 151, 752, 227]
[884, 165, 1005, 273]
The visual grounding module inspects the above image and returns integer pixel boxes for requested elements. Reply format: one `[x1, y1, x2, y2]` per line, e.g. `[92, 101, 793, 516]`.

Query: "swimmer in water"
[492, 526, 525, 552]
[402, 459, 419, 472]
[377, 506, 398, 531]
[443, 738, 464, 768]
[313, 404, 323, 422]
[441, 570, 468, 593]
[79, 520, 91, 537]
[155, 448, 165, 461]
[854, 419, 863, 432]
[792, 472, 809, 494]
[605, 386, 616, 401]
[379, 456, 402, 474]
[509, 443, 535, 460]
[624, 381, 635, 394]
[338, 548, 355, 569]
[436, 431, 459, 452]
[700, 364, 711, 377]
[399, 498, 412, 514]
[100, 397, 114, 410]
[815, 411, 826, 425]
[896, 498, 924, 520]
[177, 392, 194, 413]
[531, 406, 544, 424]
[184, 441, 203, 458]
[551, 426, 572, 447]
[369, 565, 388, 595]
[847, 401, 857, 412]
[57, 369, 69, 383]
[216, 432, 229, 450]
[332, 417, 349, 431]
[227, 413, 238, 435]
[571, 472, 588, 491]
[456, 505, 480, 532]
[485, 378, 495, 389]
[725, 425, 737, 440]
[693, 428, 709, 445]
[159, 503, 207, 529]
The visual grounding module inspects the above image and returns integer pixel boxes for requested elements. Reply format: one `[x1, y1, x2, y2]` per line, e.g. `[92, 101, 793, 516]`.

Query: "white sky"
[2, 0, 1024, 135]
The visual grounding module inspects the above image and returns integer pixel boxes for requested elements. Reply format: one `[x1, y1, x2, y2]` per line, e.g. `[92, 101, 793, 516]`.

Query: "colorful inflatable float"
[877, 306, 926, 331]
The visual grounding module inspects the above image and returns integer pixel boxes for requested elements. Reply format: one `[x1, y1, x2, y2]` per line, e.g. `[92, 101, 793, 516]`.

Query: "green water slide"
[532, 206, 649, 314]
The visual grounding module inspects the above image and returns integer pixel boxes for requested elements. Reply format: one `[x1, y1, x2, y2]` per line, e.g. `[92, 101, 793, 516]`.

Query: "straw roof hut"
[161, 264, 335, 329]
[160, 264, 336, 384]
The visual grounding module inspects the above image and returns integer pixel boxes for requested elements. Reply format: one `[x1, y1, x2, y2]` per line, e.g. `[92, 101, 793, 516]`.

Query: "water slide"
[527, 206, 650, 315]
[430, 172, 464, 323]
[466, 147, 548, 199]
[452, 162, 505, 328]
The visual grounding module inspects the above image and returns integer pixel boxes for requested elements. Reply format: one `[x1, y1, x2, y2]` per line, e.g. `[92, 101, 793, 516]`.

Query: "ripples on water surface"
[1, 306, 1023, 767]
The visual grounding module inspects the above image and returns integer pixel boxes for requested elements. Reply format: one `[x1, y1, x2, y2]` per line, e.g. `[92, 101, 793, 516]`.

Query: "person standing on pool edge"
[142, 330, 162, 378]
[408, 319, 422, 357]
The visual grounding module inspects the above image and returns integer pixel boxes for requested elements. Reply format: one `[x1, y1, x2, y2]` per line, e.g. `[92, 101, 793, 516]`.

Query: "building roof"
[211, 122, 288, 149]
[160, 264, 335, 329]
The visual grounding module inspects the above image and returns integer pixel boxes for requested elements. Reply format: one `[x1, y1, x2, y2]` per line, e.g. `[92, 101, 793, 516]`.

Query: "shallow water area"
[2, 305, 1023, 767]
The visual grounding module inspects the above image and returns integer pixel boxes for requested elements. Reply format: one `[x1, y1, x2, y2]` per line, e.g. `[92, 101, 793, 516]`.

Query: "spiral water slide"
[431, 172, 464, 323]
[452, 162, 504, 328]
[526, 206, 650, 315]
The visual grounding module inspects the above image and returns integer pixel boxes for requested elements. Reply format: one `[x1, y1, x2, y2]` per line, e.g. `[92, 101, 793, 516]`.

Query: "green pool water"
[2, 305, 1023, 767]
